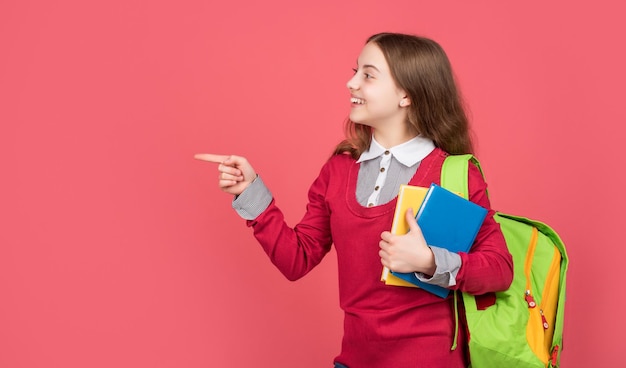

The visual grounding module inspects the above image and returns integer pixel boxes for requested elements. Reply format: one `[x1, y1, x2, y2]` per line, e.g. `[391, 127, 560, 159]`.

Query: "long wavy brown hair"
[334, 33, 474, 159]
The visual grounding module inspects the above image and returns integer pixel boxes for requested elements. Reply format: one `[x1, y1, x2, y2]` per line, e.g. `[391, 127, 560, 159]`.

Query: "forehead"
[357, 42, 389, 71]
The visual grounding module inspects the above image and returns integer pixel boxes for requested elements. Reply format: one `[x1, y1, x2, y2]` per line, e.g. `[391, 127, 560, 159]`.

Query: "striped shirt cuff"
[232, 175, 273, 220]
[414, 246, 462, 288]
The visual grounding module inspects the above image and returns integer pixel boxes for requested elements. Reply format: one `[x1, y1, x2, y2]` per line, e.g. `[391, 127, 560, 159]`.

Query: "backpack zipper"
[524, 227, 550, 364]
[540, 247, 562, 365]
[523, 227, 539, 308]
[524, 226, 562, 365]
[540, 248, 561, 330]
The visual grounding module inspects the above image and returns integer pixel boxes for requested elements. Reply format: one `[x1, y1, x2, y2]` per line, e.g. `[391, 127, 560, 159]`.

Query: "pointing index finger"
[194, 153, 230, 163]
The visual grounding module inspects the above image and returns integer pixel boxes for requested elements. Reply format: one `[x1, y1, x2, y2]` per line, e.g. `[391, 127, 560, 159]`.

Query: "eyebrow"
[363, 64, 380, 72]
[356, 62, 381, 72]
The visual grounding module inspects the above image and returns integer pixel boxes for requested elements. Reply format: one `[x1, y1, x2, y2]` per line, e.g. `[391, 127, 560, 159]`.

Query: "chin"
[349, 114, 369, 126]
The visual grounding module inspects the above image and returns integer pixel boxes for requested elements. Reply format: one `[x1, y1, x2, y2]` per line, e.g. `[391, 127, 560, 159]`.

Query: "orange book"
[380, 184, 429, 287]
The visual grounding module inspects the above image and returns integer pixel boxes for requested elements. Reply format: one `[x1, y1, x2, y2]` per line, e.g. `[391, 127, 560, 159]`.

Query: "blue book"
[390, 183, 488, 298]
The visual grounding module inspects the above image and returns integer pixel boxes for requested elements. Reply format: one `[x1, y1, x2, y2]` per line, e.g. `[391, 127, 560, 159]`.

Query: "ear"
[399, 97, 411, 107]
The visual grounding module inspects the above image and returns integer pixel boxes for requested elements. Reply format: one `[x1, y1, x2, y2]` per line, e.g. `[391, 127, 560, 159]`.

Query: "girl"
[196, 33, 513, 368]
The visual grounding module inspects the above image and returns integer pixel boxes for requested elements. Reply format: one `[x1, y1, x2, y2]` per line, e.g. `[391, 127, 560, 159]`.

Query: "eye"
[351, 68, 373, 79]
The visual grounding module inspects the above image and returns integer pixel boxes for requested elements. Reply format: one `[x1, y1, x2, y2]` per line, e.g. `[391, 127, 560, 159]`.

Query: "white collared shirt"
[356, 136, 435, 207]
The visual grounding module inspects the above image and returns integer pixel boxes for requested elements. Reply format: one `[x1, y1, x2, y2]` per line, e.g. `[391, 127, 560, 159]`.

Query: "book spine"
[415, 184, 435, 220]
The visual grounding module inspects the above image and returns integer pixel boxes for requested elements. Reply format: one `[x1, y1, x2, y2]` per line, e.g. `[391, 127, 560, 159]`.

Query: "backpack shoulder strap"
[440, 154, 486, 350]
[441, 154, 486, 199]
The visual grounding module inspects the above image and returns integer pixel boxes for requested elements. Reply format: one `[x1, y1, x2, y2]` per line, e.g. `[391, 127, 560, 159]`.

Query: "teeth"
[351, 97, 365, 105]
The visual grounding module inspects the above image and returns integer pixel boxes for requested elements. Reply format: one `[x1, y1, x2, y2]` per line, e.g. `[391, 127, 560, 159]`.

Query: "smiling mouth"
[351, 97, 365, 105]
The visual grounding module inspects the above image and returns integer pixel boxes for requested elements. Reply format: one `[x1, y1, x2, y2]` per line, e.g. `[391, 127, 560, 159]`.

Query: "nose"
[346, 73, 359, 91]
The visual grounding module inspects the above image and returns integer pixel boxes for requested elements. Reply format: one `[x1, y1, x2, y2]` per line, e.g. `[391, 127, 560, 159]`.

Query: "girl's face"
[347, 42, 409, 132]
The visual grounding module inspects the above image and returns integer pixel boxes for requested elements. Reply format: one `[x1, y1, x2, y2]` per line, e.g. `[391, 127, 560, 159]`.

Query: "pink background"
[1, 0, 624, 367]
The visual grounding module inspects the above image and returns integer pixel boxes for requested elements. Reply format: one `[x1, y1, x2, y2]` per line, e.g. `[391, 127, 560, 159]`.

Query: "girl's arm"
[245, 161, 334, 281]
[196, 153, 334, 281]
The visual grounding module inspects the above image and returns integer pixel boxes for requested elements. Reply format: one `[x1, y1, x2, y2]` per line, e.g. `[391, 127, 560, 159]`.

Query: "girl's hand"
[194, 153, 257, 196]
[379, 208, 436, 275]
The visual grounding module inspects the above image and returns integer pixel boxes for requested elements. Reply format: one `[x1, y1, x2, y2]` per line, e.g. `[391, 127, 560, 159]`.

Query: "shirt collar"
[357, 135, 436, 167]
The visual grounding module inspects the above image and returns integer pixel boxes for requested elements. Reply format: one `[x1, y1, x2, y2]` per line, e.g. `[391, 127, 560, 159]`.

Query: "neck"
[372, 127, 416, 149]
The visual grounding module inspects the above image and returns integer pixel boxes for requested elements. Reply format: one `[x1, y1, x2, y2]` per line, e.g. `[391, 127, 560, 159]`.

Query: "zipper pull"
[524, 290, 536, 308]
[550, 345, 560, 366]
[540, 309, 549, 329]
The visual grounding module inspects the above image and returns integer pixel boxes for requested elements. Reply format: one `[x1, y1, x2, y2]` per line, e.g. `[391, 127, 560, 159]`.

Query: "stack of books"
[381, 183, 488, 298]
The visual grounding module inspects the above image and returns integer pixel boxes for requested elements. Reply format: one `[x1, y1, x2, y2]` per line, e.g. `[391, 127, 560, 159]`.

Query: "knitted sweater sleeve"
[453, 162, 514, 294]
[245, 160, 334, 281]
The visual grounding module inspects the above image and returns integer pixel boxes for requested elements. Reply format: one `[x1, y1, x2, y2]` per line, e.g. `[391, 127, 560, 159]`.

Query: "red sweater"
[247, 148, 513, 368]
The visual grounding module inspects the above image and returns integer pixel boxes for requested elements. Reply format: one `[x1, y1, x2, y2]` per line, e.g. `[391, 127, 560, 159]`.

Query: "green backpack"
[441, 154, 568, 368]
